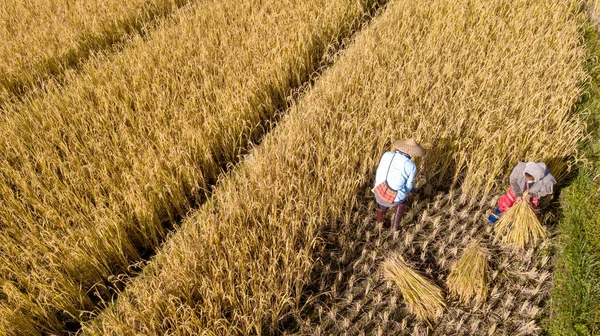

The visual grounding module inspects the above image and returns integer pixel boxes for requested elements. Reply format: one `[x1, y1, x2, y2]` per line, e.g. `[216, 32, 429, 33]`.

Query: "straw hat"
[392, 138, 426, 157]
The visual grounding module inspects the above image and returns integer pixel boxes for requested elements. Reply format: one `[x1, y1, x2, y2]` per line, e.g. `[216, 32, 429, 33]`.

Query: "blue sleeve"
[405, 163, 417, 191]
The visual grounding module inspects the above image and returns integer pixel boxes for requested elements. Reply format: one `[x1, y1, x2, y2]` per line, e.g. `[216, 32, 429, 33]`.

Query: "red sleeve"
[498, 187, 517, 212]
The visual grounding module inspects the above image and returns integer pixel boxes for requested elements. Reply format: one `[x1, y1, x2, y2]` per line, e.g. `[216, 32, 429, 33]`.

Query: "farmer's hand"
[409, 187, 421, 195]
[521, 193, 531, 203]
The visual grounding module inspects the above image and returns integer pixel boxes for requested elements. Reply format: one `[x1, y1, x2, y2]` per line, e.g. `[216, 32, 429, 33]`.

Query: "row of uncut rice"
[83, 0, 586, 334]
[0, 0, 383, 334]
[0, 0, 191, 105]
[587, 0, 600, 29]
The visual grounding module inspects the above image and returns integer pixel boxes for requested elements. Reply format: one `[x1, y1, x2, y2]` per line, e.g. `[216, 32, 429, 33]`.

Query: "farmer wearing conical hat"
[373, 138, 426, 231]
[488, 161, 556, 223]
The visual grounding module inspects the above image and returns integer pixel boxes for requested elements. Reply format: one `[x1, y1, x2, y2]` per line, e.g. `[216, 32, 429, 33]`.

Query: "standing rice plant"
[446, 240, 490, 305]
[0, 0, 191, 105]
[382, 253, 446, 322]
[0, 0, 382, 334]
[586, 0, 600, 30]
[494, 191, 547, 250]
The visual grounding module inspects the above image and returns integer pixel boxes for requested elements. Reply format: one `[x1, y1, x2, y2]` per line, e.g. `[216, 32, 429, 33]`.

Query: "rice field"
[587, 0, 600, 29]
[79, 0, 586, 334]
[0, 0, 191, 105]
[1, 0, 593, 334]
[0, 0, 382, 333]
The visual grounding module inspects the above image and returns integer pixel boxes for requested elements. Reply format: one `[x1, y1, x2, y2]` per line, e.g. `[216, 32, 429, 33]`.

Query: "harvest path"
[294, 191, 553, 335]
[82, 0, 585, 334]
[0, 0, 385, 334]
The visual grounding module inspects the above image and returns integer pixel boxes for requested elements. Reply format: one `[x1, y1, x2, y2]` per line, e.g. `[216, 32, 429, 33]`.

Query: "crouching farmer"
[488, 161, 556, 223]
[373, 138, 425, 231]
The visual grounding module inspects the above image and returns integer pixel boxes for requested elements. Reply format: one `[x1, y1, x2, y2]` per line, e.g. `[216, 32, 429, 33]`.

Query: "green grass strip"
[548, 18, 600, 336]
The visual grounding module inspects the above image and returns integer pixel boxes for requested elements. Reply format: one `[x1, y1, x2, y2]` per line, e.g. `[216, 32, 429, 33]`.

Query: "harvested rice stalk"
[494, 191, 547, 250]
[382, 253, 446, 322]
[447, 239, 490, 305]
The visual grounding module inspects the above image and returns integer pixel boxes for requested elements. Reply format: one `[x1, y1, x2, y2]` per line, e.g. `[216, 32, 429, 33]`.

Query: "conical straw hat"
[392, 138, 426, 157]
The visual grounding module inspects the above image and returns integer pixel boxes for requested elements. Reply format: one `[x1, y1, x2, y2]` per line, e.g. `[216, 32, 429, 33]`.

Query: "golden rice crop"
[382, 253, 446, 321]
[494, 191, 548, 250]
[81, 0, 585, 334]
[446, 240, 490, 305]
[586, 0, 600, 29]
[0, 0, 381, 333]
[0, 0, 189, 105]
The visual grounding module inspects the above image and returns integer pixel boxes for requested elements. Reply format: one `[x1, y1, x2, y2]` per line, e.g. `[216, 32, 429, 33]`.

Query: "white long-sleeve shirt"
[372, 151, 416, 203]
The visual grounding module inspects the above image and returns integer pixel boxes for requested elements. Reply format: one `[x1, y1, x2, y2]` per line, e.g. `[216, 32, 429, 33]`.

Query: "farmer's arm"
[530, 173, 556, 199]
[406, 163, 417, 193]
[509, 163, 524, 197]
[530, 186, 552, 199]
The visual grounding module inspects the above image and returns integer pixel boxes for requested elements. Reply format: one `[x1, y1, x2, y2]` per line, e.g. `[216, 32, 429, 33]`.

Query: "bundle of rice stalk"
[494, 191, 547, 250]
[382, 253, 446, 321]
[446, 240, 490, 305]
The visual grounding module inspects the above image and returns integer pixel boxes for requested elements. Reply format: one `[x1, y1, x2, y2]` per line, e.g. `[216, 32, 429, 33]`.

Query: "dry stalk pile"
[382, 253, 446, 321]
[446, 239, 490, 306]
[494, 191, 547, 250]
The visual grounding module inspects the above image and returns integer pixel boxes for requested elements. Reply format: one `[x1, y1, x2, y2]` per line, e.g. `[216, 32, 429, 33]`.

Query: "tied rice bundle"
[494, 191, 547, 249]
[447, 240, 490, 305]
[382, 253, 446, 321]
